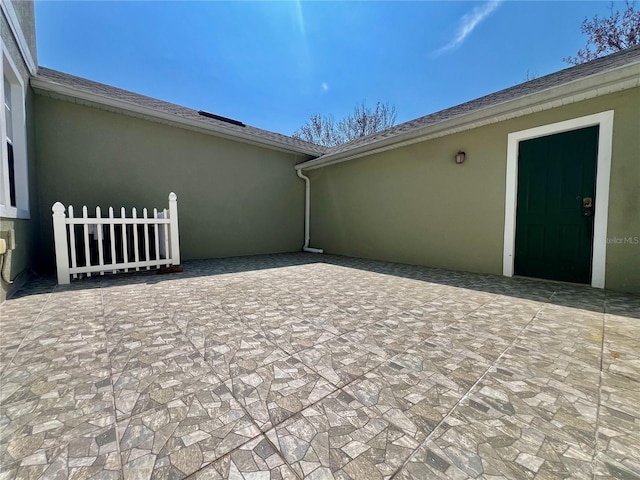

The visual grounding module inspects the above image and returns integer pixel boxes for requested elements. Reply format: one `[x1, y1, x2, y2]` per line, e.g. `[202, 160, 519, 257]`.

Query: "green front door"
[514, 126, 598, 284]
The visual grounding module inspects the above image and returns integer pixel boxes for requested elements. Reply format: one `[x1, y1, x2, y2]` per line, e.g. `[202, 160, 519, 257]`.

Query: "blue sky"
[36, 1, 614, 136]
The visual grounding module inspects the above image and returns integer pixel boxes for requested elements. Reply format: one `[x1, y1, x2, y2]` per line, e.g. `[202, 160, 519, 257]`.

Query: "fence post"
[52, 202, 71, 285]
[168, 192, 180, 265]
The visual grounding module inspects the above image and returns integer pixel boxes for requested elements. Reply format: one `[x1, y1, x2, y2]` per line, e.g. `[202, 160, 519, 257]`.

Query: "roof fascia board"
[0, 1, 37, 75]
[30, 76, 321, 157]
[296, 61, 640, 171]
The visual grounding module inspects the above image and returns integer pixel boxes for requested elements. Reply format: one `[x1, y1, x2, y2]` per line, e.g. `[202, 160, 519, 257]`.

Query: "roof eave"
[296, 61, 640, 171]
[30, 76, 322, 157]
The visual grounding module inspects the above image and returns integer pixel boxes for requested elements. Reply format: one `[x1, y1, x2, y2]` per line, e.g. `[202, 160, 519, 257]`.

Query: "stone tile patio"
[1, 253, 639, 479]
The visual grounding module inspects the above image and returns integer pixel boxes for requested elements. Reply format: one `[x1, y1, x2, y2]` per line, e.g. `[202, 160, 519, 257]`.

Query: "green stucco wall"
[34, 95, 308, 270]
[604, 89, 640, 293]
[9, 0, 37, 63]
[309, 88, 640, 293]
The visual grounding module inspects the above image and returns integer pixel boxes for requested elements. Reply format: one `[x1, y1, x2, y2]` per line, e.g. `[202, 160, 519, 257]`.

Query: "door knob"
[583, 197, 593, 208]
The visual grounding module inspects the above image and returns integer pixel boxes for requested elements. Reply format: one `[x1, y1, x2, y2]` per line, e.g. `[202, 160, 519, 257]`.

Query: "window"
[4, 76, 16, 207]
[1, 48, 29, 218]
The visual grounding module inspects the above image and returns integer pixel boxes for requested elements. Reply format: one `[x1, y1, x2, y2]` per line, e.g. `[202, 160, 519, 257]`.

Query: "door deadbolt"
[582, 197, 593, 208]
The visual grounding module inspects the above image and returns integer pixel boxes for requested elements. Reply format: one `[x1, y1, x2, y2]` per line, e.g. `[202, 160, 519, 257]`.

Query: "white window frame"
[502, 110, 614, 289]
[1, 44, 30, 219]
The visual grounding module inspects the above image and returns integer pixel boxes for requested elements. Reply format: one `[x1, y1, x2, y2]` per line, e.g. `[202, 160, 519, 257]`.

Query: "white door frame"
[502, 110, 614, 289]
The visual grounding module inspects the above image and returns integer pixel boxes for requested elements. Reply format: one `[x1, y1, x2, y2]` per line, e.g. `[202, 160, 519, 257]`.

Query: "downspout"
[296, 168, 323, 254]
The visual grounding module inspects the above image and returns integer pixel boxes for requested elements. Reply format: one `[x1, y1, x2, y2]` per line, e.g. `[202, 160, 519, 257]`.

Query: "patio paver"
[1, 253, 638, 479]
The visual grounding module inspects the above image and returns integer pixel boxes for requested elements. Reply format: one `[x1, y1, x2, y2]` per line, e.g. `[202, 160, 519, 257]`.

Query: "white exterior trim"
[0, 205, 29, 219]
[502, 110, 614, 289]
[1, 43, 30, 219]
[0, 0, 37, 75]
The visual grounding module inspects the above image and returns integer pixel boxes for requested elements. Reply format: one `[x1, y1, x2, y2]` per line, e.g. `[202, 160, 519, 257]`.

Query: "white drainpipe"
[296, 168, 323, 254]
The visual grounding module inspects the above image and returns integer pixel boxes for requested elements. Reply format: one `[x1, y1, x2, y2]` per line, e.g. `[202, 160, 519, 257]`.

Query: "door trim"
[503, 110, 614, 288]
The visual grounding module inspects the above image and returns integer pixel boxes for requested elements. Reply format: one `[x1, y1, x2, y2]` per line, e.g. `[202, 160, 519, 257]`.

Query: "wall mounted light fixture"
[455, 151, 466, 164]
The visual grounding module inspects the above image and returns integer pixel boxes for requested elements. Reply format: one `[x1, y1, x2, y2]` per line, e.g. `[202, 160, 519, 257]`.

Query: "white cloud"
[434, 0, 502, 56]
[321, 82, 329, 92]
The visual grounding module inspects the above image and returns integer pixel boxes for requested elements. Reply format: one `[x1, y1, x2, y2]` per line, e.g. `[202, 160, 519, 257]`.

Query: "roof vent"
[198, 110, 245, 127]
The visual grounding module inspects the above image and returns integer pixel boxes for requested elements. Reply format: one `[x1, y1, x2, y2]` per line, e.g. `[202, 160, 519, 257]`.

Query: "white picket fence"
[52, 193, 180, 285]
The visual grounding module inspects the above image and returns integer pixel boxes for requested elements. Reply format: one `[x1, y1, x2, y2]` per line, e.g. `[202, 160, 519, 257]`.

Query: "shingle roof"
[321, 45, 640, 157]
[33, 67, 327, 156]
[33, 45, 640, 162]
